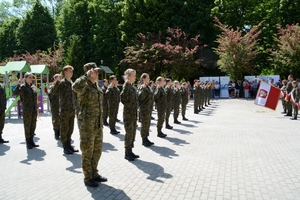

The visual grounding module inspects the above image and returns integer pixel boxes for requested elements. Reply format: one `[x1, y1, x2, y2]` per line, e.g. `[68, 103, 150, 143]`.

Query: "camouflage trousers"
[60, 109, 75, 144]
[194, 96, 199, 111]
[108, 105, 119, 128]
[156, 107, 166, 130]
[0, 110, 4, 134]
[103, 101, 108, 121]
[282, 98, 287, 111]
[51, 106, 60, 131]
[286, 101, 293, 115]
[173, 103, 180, 120]
[293, 105, 298, 118]
[140, 109, 151, 138]
[23, 109, 37, 139]
[181, 103, 187, 117]
[80, 126, 103, 181]
[165, 106, 172, 124]
[124, 113, 137, 149]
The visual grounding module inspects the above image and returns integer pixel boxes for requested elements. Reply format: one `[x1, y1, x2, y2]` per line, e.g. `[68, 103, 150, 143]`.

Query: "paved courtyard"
[0, 99, 300, 200]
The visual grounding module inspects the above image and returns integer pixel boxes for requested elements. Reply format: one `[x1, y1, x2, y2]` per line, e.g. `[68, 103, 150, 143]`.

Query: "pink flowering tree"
[120, 28, 203, 79]
[214, 17, 263, 80]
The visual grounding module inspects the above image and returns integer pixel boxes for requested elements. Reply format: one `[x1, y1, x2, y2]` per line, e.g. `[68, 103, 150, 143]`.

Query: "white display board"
[210, 76, 220, 83]
[256, 76, 268, 83]
[267, 75, 280, 85]
[199, 77, 210, 83]
[244, 76, 256, 83]
[219, 76, 230, 98]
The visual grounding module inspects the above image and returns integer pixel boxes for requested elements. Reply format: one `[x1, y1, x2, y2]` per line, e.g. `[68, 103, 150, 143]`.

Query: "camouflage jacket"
[0, 84, 6, 111]
[286, 81, 293, 94]
[292, 87, 299, 103]
[138, 84, 153, 112]
[154, 87, 167, 109]
[180, 87, 189, 105]
[120, 82, 138, 117]
[48, 84, 59, 110]
[173, 88, 181, 106]
[72, 75, 103, 127]
[13, 83, 37, 112]
[102, 85, 108, 105]
[106, 85, 120, 107]
[165, 86, 173, 108]
[51, 78, 76, 111]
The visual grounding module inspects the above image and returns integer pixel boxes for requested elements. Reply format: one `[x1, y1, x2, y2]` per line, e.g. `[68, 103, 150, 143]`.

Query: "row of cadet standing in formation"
[0, 62, 213, 187]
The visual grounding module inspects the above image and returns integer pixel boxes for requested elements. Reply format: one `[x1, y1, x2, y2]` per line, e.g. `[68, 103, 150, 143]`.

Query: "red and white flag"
[255, 81, 281, 110]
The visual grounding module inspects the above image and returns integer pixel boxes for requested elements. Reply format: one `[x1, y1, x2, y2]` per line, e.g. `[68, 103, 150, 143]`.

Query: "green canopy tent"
[100, 65, 114, 79]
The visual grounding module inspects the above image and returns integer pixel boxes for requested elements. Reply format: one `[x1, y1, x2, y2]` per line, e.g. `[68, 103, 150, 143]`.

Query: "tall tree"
[17, 0, 57, 54]
[270, 24, 300, 78]
[0, 18, 20, 61]
[214, 17, 263, 80]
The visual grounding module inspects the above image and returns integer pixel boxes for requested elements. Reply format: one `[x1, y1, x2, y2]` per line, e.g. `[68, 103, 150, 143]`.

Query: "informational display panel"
[219, 76, 230, 98]
[244, 76, 256, 83]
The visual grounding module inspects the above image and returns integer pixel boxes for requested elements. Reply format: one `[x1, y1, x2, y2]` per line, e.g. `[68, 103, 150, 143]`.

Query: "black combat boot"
[30, 137, 39, 147]
[281, 109, 286, 114]
[174, 119, 181, 124]
[103, 119, 109, 126]
[194, 110, 199, 114]
[157, 130, 167, 138]
[202, 106, 205, 109]
[63, 143, 73, 154]
[146, 137, 154, 145]
[142, 137, 152, 147]
[84, 180, 99, 187]
[26, 139, 33, 149]
[129, 148, 139, 158]
[68, 140, 79, 152]
[124, 149, 135, 161]
[54, 130, 60, 140]
[165, 123, 173, 129]
[182, 116, 188, 121]
[290, 116, 297, 120]
[0, 134, 9, 144]
[110, 128, 120, 135]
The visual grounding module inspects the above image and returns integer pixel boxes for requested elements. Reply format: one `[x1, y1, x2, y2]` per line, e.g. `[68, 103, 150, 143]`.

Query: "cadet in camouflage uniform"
[207, 82, 212, 105]
[193, 80, 200, 113]
[138, 73, 154, 147]
[280, 80, 288, 114]
[285, 75, 294, 116]
[106, 75, 120, 134]
[0, 83, 8, 144]
[13, 73, 39, 149]
[165, 78, 173, 129]
[120, 69, 139, 161]
[180, 82, 189, 121]
[51, 65, 77, 154]
[200, 82, 205, 110]
[101, 79, 109, 126]
[173, 80, 181, 124]
[72, 62, 107, 188]
[154, 76, 167, 138]
[48, 74, 62, 140]
[290, 81, 299, 120]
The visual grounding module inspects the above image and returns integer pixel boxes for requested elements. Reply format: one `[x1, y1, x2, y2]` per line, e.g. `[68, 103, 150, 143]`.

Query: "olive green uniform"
[292, 87, 299, 119]
[154, 87, 167, 131]
[138, 85, 153, 137]
[286, 81, 293, 116]
[173, 88, 181, 121]
[181, 87, 189, 118]
[193, 84, 200, 112]
[48, 84, 60, 132]
[281, 85, 287, 113]
[51, 78, 76, 144]
[73, 75, 103, 182]
[13, 83, 37, 139]
[106, 86, 120, 129]
[120, 82, 138, 149]
[101, 85, 108, 123]
[165, 86, 173, 124]
[0, 84, 6, 140]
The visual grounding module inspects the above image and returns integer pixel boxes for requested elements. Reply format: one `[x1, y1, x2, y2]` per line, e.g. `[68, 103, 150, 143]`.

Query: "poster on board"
[256, 76, 268, 83]
[199, 77, 210, 83]
[210, 77, 220, 83]
[267, 75, 280, 85]
[219, 76, 230, 98]
[244, 76, 256, 83]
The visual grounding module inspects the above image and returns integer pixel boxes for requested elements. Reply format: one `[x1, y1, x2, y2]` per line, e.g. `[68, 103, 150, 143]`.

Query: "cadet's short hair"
[109, 75, 116, 81]
[63, 65, 74, 71]
[165, 78, 171, 83]
[103, 79, 107, 83]
[156, 76, 164, 83]
[24, 72, 33, 78]
[292, 81, 297, 85]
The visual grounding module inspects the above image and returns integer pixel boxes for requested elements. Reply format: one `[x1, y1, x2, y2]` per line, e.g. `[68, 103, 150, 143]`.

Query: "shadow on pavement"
[103, 142, 118, 152]
[111, 133, 124, 141]
[5, 118, 23, 124]
[86, 184, 130, 200]
[164, 136, 190, 146]
[0, 144, 10, 156]
[172, 128, 192, 134]
[64, 153, 82, 174]
[177, 123, 197, 128]
[130, 159, 173, 183]
[186, 119, 201, 124]
[20, 148, 46, 165]
[148, 145, 179, 158]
